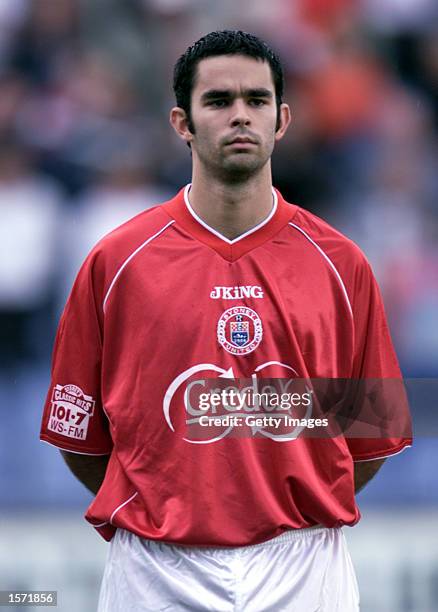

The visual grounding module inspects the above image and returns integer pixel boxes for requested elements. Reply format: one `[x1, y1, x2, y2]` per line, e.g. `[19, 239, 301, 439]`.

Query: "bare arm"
[354, 458, 386, 494]
[60, 450, 110, 495]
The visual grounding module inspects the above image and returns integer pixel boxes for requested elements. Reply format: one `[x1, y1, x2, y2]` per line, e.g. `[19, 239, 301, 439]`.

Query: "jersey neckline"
[183, 183, 278, 245]
[163, 184, 297, 262]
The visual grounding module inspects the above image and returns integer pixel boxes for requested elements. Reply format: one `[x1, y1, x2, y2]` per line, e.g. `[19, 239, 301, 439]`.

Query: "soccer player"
[40, 30, 412, 611]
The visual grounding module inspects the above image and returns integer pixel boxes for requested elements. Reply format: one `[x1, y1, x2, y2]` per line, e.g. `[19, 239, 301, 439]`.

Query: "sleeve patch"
[48, 384, 95, 441]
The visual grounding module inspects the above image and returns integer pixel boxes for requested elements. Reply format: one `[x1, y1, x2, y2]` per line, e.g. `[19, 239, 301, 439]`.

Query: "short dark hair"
[173, 30, 284, 132]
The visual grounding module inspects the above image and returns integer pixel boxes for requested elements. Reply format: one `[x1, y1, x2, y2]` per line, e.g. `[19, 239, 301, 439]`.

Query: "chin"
[218, 164, 262, 183]
[224, 155, 266, 174]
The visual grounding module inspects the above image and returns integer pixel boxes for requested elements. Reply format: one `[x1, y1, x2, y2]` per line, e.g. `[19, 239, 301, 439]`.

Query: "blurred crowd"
[0, 0, 437, 373]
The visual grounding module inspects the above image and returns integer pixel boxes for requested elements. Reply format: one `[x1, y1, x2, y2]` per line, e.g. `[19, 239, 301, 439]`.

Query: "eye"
[249, 98, 267, 107]
[208, 99, 228, 108]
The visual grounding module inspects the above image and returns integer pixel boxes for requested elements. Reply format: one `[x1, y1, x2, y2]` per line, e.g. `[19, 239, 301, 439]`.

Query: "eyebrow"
[201, 88, 274, 102]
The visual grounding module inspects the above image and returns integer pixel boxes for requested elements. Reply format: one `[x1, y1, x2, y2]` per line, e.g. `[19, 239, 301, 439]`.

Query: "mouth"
[226, 137, 258, 148]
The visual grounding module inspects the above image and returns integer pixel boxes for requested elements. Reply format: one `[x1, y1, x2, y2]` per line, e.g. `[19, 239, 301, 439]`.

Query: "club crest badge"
[217, 306, 263, 355]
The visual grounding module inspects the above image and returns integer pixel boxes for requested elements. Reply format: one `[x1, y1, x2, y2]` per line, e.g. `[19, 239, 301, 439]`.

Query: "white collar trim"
[183, 183, 278, 245]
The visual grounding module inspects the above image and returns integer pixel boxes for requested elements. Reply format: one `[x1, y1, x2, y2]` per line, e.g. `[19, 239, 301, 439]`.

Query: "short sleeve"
[40, 253, 113, 455]
[345, 258, 412, 461]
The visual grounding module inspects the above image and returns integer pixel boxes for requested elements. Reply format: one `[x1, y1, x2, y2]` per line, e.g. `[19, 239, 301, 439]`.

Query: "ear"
[275, 103, 291, 142]
[170, 107, 194, 145]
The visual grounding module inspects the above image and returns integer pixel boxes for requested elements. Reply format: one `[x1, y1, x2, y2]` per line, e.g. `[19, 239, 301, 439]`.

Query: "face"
[171, 55, 290, 182]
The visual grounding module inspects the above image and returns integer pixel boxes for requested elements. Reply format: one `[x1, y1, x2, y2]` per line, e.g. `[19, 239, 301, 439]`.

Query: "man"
[40, 30, 412, 611]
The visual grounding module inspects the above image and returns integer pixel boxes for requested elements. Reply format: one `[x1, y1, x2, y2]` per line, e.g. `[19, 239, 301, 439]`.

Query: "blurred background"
[0, 0, 437, 610]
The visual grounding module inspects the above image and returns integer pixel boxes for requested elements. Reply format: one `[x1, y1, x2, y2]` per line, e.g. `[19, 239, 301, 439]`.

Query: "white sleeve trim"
[89, 492, 140, 530]
[110, 492, 139, 524]
[353, 444, 412, 462]
[91, 520, 109, 528]
[41, 439, 111, 456]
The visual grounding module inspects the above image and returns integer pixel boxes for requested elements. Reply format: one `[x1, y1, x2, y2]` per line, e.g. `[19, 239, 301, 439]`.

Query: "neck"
[188, 163, 274, 240]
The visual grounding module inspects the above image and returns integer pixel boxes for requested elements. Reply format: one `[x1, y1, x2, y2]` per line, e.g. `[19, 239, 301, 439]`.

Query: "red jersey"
[40, 186, 411, 546]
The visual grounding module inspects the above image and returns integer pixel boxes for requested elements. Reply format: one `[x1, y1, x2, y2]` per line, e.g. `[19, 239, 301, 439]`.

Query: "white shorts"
[97, 527, 360, 611]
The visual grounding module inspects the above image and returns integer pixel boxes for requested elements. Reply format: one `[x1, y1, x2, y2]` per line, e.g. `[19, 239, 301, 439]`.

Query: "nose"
[230, 99, 251, 127]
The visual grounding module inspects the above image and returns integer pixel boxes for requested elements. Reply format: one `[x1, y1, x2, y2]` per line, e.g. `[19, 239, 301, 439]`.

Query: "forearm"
[60, 451, 110, 495]
[354, 458, 386, 494]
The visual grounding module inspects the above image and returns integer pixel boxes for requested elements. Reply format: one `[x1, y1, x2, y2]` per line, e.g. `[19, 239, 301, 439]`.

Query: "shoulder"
[75, 199, 176, 296]
[289, 205, 372, 278]
[285, 204, 380, 312]
[96, 203, 174, 257]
